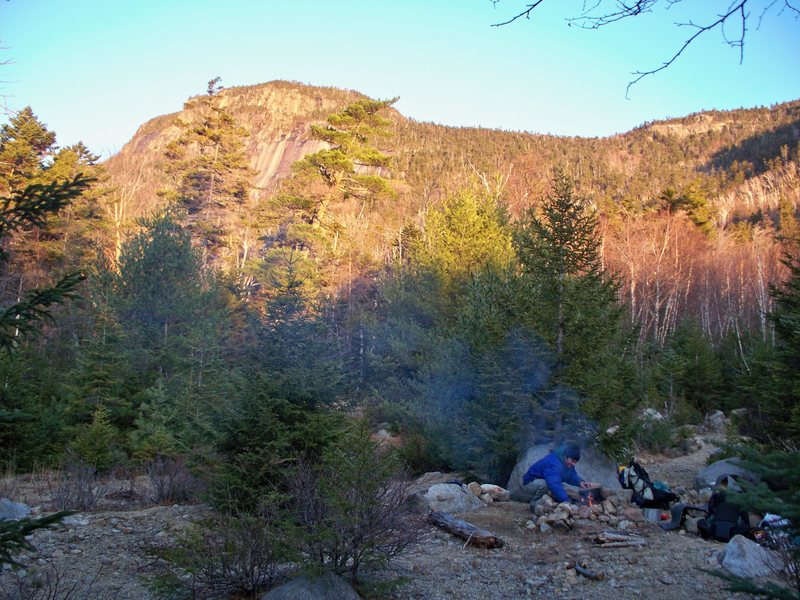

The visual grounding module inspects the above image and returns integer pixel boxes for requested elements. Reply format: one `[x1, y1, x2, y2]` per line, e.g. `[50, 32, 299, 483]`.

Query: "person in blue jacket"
[522, 442, 596, 504]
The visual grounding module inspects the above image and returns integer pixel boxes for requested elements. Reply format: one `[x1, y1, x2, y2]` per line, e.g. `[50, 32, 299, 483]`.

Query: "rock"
[694, 459, 759, 491]
[467, 482, 482, 497]
[721, 535, 784, 579]
[704, 410, 729, 433]
[260, 571, 360, 600]
[0, 498, 32, 521]
[63, 515, 90, 526]
[507, 445, 620, 501]
[614, 489, 634, 505]
[697, 487, 714, 503]
[414, 483, 486, 513]
[640, 408, 664, 421]
[480, 484, 510, 501]
[601, 500, 616, 514]
[622, 506, 644, 521]
[684, 517, 700, 534]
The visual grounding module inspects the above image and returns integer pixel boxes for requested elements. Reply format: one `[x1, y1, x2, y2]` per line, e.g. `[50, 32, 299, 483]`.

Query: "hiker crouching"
[522, 442, 597, 504]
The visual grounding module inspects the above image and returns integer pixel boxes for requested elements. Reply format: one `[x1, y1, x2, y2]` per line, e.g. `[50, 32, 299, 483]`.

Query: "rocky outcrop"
[0, 498, 31, 521]
[261, 571, 360, 600]
[721, 534, 784, 579]
[693, 458, 759, 491]
[104, 81, 371, 216]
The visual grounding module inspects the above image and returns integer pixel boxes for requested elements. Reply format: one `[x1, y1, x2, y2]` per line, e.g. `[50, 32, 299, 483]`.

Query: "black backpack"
[618, 459, 679, 509]
[697, 490, 751, 542]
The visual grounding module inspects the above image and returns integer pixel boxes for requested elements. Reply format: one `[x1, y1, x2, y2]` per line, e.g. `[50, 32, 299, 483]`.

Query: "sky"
[1, 0, 799, 158]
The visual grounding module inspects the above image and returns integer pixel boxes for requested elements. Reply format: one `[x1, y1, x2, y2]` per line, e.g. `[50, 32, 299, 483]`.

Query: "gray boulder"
[704, 410, 729, 433]
[0, 498, 32, 521]
[261, 572, 359, 600]
[694, 458, 759, 491]
[721, 535, 784, 578]
[507, 445, 620, 502]
[412, 483, 486, 513]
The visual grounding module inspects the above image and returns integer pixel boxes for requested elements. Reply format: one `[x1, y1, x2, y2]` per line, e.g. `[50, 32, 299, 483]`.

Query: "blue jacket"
[522, 452, 583, 503]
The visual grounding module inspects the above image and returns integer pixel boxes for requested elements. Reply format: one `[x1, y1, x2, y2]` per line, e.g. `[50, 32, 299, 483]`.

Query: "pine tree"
[163, 96, 253, 267]
[0, 107, 56, 193]
[513, 167, 631, 429]
[281, 97, 397, 230]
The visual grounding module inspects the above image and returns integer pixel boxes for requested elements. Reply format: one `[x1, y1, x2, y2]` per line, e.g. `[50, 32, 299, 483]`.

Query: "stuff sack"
[618, 459, 678, 509]
[697, 490, 751, 542]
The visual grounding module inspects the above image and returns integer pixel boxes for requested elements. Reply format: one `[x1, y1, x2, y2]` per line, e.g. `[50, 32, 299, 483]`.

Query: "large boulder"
[507, 445, 620, 502]
[411, 483, 486, 513]
[0, 498, 32, 521]
[704, 410, 729, 433]
[694, 458, 759, 491]
[261, 572, 359, 600]
[721, 535, 784, 579]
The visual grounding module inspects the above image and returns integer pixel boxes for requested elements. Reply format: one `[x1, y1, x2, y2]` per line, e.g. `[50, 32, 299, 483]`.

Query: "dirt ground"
[0, 436, 756, 599]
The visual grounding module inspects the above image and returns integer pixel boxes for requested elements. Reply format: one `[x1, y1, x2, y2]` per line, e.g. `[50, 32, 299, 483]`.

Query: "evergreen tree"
[162, 96, 253, 270]
[407, 189, 514, 327]
[276, 96, 397, 246]
[0, 107, 56, 193]
[513, 168, 631, 429]
[765, 242, 800, 443]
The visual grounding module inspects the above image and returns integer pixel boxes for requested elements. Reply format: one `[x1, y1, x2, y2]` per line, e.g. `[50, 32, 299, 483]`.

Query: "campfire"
[527, 487, 649, 533]
[578, 486, 602, 507]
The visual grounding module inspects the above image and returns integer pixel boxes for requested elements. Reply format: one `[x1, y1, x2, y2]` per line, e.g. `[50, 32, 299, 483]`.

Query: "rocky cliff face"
[104, 81, 370, 215]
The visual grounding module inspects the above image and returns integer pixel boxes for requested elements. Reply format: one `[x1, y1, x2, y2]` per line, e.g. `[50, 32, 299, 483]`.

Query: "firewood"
[590, 531, 647, 547]
[575, 564, 605, 580]
[427, 511, 505, 549]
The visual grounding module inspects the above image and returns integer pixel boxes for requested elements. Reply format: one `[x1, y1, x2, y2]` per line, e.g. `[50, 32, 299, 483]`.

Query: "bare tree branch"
[491, 1, 799, 93]
[492, 0, 547, 26]
[625, 1, 748, 97]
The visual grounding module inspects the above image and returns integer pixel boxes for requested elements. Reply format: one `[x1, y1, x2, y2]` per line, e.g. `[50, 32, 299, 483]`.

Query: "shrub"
[143, 454, 203, 504]
[49, 455, 105, 511]
[69, 405, 124, 472]
[148, 507, 290, 599]
[288, 420, 422, 583]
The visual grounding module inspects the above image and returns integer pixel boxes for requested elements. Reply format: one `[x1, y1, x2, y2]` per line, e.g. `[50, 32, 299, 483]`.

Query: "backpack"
[697, 489, 752, 542]
[618, 459, 679, 509]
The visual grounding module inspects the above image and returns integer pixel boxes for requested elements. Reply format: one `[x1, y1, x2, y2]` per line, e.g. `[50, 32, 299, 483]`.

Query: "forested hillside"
[2, 79, 799, 483]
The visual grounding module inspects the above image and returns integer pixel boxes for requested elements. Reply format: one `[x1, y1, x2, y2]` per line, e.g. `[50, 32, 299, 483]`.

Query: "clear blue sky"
[2, 0, 798, 158]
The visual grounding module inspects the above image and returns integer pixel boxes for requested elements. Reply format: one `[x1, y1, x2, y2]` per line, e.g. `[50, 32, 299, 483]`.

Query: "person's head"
[561, 442, 581, 467]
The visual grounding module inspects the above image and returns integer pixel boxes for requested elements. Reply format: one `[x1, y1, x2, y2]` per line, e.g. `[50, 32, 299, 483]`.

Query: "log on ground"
[427, 511, 505, 548]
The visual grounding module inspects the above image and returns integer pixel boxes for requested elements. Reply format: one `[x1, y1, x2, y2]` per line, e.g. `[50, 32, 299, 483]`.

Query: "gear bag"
[618, 459, 678, 509]
[697, 488, 752, 542]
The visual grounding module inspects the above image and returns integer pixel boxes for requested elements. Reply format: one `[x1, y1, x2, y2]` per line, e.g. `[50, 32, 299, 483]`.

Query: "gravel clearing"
[0, 437, 754, 599]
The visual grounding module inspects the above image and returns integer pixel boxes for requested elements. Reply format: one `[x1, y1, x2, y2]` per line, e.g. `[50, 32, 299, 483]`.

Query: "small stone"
[467, 481, 482, 497]
[552, 520, 571, 532]
[540, 523, 553, 534]
[617, 520, 631, 530]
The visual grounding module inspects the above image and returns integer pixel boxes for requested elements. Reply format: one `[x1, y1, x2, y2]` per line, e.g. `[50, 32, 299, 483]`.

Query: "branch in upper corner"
[491, 0, 547, 26]
[625, 1, 748, 97]
[491, 1, 799, 93]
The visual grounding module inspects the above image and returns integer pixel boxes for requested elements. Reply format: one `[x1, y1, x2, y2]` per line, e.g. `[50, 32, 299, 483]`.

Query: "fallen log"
[590, 530, 647, 548]
[428, 511, 505, 548]
[575, 564, 605, 581]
